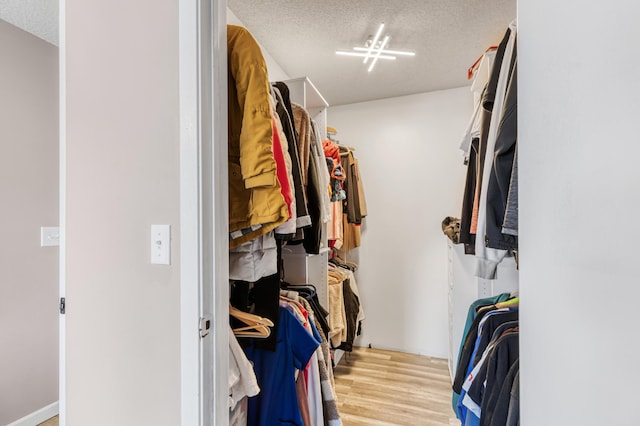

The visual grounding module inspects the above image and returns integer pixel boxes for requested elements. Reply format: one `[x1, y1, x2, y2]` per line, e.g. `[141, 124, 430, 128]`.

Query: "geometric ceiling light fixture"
[336, 23, 416, 72]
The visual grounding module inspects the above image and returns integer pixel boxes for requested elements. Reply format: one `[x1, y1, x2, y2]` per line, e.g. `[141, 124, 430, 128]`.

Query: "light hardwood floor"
[39, 347, 458, 426]
[334, 347, 459, 426]
[37, 417, 58, 426]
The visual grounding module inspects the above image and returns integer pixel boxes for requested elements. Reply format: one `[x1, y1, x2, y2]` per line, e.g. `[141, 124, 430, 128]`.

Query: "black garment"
[230, 273, 281, 351]
[340, 147, 363, 225]
[303, 132, 323, 254]
[459, 135, 479, 253]
[337, 277, 361, 352]
[272, 82, 310, 230]
[502, 148, 519, 236]
[328, 257, 356, 271]
[475, 104, 493, 223]
[281, 282, 331, 338]
[478, 332, 519, 425]
[471, 310, 519, 369]
[477, 332, 520, 426]
[483, 28, 512, 112]
[453, 306, 498, 393]
[489, 320, 519, 340]
[506, 371, 520, 426]
[488, 359, 519, 426]
[467, 27, 512, 252]
[306, 293, 330, 337]
[273, 82, 298, 144]
[486, 55, 518, 250]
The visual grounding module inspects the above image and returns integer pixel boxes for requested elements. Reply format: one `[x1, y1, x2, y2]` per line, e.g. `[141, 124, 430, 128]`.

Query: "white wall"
[227, 8, 290, 82]
[0, 20, 59, 425]
[329, 87, 473, 358]
[519, 2, 640, 425]
[64, 1, 181, 424]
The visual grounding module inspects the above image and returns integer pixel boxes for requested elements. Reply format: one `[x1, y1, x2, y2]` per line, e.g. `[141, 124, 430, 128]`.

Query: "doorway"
[0, 18, 60, 426]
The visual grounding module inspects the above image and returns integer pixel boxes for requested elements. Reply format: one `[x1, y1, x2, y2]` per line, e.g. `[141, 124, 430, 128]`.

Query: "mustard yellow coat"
[227, 25, 288, 248]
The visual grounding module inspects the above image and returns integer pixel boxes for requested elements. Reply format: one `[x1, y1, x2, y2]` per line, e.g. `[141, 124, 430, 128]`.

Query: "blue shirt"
[245, 306, 321, 426]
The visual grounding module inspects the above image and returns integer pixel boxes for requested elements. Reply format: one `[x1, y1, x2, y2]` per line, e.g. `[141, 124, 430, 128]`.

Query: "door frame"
[58, 0, 67, 424]
[178, 0, 229, 424]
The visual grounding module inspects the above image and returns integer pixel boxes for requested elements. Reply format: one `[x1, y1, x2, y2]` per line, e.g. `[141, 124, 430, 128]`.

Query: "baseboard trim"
[7, 401, 58, 426]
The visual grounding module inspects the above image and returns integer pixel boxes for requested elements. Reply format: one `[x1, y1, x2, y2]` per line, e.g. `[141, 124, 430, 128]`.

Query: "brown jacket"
[227, 25, 288, 247]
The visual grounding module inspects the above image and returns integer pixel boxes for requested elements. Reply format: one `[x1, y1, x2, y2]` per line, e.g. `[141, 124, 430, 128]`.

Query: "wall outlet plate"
[41, 226, 60, 247]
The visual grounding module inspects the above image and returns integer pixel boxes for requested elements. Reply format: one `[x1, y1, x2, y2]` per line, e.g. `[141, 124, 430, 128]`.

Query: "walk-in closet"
[3, 1, 640, 425]
[225, 1, 519, 424]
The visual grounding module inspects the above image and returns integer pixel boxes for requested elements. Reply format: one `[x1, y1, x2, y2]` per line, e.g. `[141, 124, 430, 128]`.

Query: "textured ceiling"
[0, 0, 516, 106]
[0, 0, 58, 45]
[228, 0, 516, 106]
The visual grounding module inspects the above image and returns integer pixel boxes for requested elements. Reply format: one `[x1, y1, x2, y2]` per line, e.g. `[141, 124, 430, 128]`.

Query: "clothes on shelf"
[452, 295, 520, 426]
[459, 19, 518, 279]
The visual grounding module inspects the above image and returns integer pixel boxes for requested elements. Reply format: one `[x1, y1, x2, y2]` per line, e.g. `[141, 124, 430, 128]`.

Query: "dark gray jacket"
[486, 54, 518, 251]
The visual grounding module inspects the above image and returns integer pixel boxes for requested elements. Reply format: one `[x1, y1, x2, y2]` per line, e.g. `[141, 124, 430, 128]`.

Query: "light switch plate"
[151, 224, 171, 265]
[41, 226, 60, 247]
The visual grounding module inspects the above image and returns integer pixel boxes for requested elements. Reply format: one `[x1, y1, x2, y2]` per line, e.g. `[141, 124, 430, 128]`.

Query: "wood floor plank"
[334, 347, 459, 426]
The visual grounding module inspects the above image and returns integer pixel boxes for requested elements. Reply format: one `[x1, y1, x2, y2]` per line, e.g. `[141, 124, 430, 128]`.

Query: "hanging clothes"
[309, 120, 333, 250]
[474, 20, 517, 278]
[270, 108, 294, 228]
[298, 298, 342, 426]
[227, 25, 289, 248]
[327, 264, 364, 352]
[452, 295, 520, 426]
[469, 28, 512, 237]
[339, 146, 365, 225]
[483, 359, 520, 426]
[327, 274, 347, 348]
[484, 57, 518, 251]
[502, 149, 519, 237]
[323, 139, 346, 202]
[292, 103, 312, 187]
[244, 306, 320, 426]
[302, 133, 324, 255]
[229, 330, 260, 426]
[341, 213, 361, 251]
[272, 83, 311, 229]
[271, 96, 298, 239]
[230, 273, 281, 352]
[310, 120, 332, 226]
[462, 330, 519, 426]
